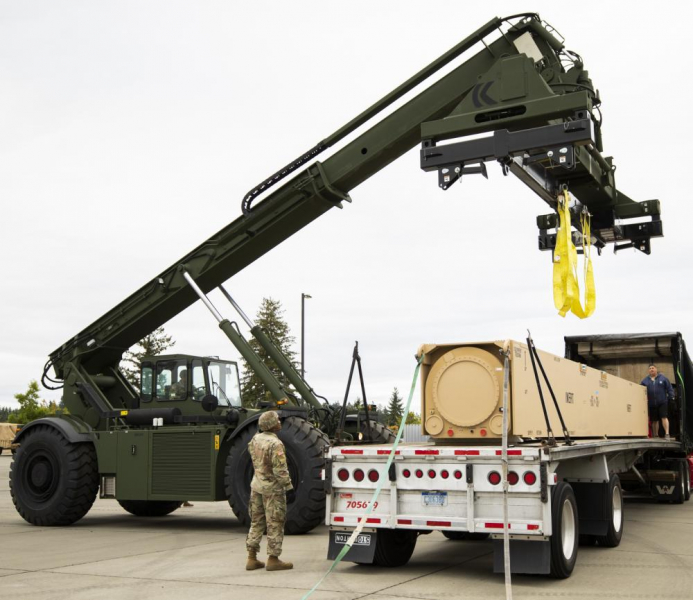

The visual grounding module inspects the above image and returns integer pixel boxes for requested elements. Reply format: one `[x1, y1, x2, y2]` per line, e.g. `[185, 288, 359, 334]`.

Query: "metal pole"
[301, 293, 311, 379]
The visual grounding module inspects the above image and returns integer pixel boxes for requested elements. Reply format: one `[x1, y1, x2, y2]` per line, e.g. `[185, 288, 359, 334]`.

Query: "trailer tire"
[225, 416, 328, 535]
[360, 420, 396, 443]
[442, 531, 490, 541]
[674, 462, 686, 505]
[684, 462, 691, 502]
[595, 475, 623, 548]
[118, 500, 182, 517]
[9, 425, 98, 526]
[373, 530, 418, 567]
[549, 482, 578, 579]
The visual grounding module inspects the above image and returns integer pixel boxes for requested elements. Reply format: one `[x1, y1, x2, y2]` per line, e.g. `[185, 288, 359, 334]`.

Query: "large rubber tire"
[595, 474, 623, 548]
[684, 462, 691, 502]
[442, 531, 490, 541]
[373, 529, 418, 567]
[673, 461, 686, 505]
[225, 416, 328, 534]
[360, 420, 396, 443]
[9, 425, 99, 526]
[549, 482, 579, 579]
[118, 500, 182, 517]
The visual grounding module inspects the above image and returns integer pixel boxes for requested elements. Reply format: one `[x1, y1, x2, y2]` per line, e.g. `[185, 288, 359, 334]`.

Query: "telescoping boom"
[46, 14, 662, 424]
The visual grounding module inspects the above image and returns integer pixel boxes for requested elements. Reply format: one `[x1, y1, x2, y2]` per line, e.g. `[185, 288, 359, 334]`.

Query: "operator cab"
[139, 354, 242, 409]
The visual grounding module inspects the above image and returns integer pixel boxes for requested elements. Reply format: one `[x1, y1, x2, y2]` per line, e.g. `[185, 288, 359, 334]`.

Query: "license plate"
[422, 491, 448, 506]
[333, 532, 372, 547]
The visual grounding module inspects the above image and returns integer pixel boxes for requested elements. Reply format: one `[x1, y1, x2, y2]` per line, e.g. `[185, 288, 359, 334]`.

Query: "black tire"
[360, 420, 396, 443]
[225, 416, 328, 534]
[118, 500, 182, 517]
[0, 447, 4, 455]
[684, 462, 691, 502]
[673, 462, 686, 505]
[442, 531, 490, 541]
[373, 529, 418, 567]
[595, 474, 623, 547]
[9, 425, 99, 526]
[549, 482, 579, 579]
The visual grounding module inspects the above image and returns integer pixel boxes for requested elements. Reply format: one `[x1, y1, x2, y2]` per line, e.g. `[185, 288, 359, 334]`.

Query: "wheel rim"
[561, 498, 576, 560]
[22, 449, 60, 504]
[612, 484, 623, 532]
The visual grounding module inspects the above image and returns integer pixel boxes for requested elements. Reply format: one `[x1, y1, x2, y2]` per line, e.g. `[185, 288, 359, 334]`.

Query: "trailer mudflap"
[493, 539, 551, 575]
[328, 529, 377, 563]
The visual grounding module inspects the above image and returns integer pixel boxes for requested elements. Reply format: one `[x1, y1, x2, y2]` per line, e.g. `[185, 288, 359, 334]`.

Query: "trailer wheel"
[595, 475, 623, 547]
[372, 530, 418, 567]
[684, 462, 691, 502]
[549, 482, 578, 579]
[442, 531, 490, 541]
[118, 500, 182, 517]
[9, 425, 98, 526]
[360, 420, 396, 443]
[674, 462, 686, 505]
[225, 416, 328, 534]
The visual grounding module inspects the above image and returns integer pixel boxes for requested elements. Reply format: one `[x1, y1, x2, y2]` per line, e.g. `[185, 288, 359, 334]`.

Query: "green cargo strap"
[301, 353, 424, 600]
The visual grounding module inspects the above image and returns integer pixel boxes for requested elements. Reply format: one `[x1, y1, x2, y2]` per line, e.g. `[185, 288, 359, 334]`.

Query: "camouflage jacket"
[248, 431, 293, 494]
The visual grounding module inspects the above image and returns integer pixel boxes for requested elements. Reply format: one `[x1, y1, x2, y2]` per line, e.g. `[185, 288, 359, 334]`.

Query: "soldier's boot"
[246, 550, 265, 571]
[266, 555, 293, 571]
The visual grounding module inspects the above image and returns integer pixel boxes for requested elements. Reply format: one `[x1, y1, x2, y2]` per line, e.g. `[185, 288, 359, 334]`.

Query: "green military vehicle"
[10, 13, 662, 532]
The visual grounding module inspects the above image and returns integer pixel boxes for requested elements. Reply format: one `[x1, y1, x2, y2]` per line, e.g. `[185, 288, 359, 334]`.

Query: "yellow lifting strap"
[552, 190, 596, 319]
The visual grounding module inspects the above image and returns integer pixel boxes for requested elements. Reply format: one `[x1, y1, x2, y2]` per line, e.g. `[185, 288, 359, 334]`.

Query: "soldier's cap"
[258, 410, 281, 432]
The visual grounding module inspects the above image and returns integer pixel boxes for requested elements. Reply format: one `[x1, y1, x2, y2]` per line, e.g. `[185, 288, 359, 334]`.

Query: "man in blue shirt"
[641, 364, 675, 440]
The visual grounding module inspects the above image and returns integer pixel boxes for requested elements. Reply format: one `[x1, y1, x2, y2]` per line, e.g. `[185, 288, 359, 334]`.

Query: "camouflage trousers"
[246, 490, 286, 557]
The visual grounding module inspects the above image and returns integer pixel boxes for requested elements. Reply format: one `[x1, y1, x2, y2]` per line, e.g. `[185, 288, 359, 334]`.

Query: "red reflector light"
[527, 524, 540, 530]
[402, 469, 411, 478]
[415, 469, 424, 478]
[337, 469, 349, 482]
[454, 449, 480, 456]
[368, 469, 379, 482]
[495, 450, 522, 456]
[341, 449, 364, 455]
[447, 429, 454, 437]
[488, 471, 501, 485]
[428, 469, 436, 479]
[427, 520, 452, 527]
[523, 471, 537, 485]
[353, 469, 365, 482]
[485, 522, 505, 529]
[366, 518, 380, 523]
[398, 519, 412, 525]
[441, 470, 449, 479]
[454, 470, 463, 480]
[480, 428, 487, 437]
[377, 449, 400, 455]
[415, 449, 439, 455]
[333, 516, 344, 522]
[508, 471, 519, 485]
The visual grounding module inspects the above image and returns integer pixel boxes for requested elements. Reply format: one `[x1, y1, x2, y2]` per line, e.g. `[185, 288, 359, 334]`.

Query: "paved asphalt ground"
[1, 454, 692, 600]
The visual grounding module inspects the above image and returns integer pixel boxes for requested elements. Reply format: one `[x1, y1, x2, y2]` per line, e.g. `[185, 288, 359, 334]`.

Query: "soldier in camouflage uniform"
[245, 410, 294, 571]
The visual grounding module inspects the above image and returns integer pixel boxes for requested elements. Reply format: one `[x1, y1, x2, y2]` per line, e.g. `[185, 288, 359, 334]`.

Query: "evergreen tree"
[0, 406, 12, 422]
[240, 297, 298, 408]
[386, 387, 404, 426]
[9, 381, 52, 424]
[405, 411, 422, 425]
[121, 327, 175, 390]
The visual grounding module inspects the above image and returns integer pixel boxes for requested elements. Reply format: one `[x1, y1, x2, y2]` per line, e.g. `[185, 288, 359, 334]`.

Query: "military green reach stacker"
[10, 14, 662, 533]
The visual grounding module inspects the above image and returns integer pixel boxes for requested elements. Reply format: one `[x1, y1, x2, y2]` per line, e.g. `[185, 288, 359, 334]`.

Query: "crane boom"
[47, 15, 662, 416]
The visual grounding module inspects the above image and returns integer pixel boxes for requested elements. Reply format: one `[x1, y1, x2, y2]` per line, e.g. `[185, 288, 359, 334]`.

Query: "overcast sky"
[2, 1, 691, 414]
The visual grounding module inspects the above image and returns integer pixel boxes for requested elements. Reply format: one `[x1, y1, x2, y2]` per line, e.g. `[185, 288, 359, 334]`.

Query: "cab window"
[140, 364, 153, 403]
[191, 359, 205, 401]
[155, 360, 187, 401]
[207, 361, 241, 407]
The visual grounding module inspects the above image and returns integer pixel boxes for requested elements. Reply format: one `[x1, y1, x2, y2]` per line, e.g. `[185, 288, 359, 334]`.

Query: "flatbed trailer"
[325, 333, 693, 578]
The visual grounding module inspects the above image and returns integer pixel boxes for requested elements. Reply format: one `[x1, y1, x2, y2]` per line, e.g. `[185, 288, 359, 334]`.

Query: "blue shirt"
[640, 373, 674, 408]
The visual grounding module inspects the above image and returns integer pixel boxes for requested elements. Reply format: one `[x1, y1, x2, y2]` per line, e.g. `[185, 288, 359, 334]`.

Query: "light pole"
[301, 293, 311, 379]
